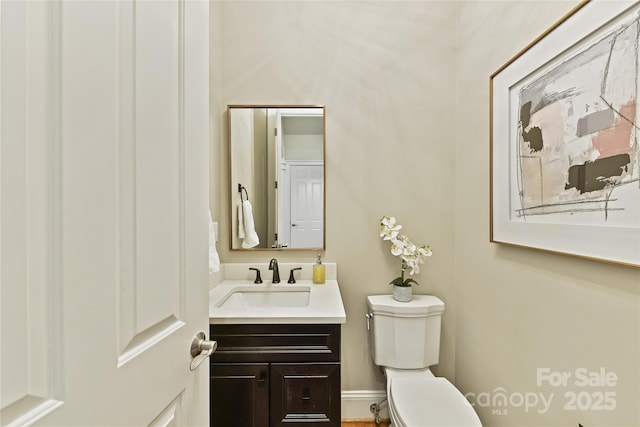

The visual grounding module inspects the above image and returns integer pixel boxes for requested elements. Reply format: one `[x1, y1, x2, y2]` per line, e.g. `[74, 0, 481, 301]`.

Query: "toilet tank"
[367, 295, 445, 369]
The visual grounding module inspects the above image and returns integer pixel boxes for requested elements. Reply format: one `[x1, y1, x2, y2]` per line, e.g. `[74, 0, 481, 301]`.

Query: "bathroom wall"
[229, 109, 254, 230]
[454, 1, 640, 426]
[211, 1, 640, 425]
[211, 0, 458, 392]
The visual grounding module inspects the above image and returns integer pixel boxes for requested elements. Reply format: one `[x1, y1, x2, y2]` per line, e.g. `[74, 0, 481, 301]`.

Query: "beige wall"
[454, 1, 639, 426]
[211, 1, 640, 426]
[211, 0, 458, 387]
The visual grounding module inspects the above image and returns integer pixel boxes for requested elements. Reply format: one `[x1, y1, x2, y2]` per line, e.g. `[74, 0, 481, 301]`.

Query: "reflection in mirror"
[229, 105, 325, 251]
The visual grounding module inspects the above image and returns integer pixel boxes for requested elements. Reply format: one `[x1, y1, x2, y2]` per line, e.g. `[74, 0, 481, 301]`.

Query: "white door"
[1, 1, 210, 426]
[289, 164, 324, 248]
[273, 110, 284, 246]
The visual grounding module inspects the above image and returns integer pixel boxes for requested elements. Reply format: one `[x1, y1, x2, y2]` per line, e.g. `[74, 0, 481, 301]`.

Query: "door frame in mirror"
[227, 104, 326, 251]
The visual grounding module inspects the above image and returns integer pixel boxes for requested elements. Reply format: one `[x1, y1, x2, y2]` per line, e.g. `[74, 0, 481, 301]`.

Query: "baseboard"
[341, 390, 389, 420]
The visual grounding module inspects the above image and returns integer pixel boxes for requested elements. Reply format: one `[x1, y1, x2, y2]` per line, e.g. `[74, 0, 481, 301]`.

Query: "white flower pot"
[393, 285, 412, 302]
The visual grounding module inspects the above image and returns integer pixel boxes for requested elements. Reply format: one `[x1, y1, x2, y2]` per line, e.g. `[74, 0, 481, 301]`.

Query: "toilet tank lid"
[367, 295, 444, 317]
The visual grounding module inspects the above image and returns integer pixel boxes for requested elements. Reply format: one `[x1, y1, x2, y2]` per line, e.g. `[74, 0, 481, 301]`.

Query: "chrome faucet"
[268, 258, 280, 283]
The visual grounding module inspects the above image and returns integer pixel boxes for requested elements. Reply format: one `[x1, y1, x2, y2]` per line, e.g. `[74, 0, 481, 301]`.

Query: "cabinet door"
[210, 363, 269, 427]
[270, 363, 340, 427]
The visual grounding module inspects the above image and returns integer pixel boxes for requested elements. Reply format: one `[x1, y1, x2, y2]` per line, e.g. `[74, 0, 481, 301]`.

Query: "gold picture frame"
[490, 0, 640, 268]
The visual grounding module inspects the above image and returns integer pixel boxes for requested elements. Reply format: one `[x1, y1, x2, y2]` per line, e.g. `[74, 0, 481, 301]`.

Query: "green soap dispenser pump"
[312, 254, 325, 284]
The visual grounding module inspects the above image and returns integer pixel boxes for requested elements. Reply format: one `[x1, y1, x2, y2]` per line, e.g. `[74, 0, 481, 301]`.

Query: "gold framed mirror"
[228, 105, 325, 251]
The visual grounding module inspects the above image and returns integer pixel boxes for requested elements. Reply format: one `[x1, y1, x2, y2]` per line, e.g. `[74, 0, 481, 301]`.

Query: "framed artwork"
[491, 0, 640, 268]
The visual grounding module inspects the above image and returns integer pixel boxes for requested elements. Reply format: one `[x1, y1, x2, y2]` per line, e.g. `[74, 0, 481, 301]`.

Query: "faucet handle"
[249, 268, 262, 284]
[288, 267, 302, 284]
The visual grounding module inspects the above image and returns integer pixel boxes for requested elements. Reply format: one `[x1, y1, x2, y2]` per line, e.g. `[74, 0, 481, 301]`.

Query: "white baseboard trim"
[341, 390, 389, 420]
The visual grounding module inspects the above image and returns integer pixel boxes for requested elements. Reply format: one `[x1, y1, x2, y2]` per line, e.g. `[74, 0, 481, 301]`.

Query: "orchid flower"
[406, 262, 420, 275]
[418, 246, 432, 258]
[379, 216, 402, 240]
[379, 216, 432, 287]
[380, 226, 400, 241]
[390, 239, 404, 256]
[402, 241, 416, 256]
[381, 216, 398, 227]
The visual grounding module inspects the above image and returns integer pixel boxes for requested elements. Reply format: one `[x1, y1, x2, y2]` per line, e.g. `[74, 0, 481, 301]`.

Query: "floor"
[341, 419, 391, 427]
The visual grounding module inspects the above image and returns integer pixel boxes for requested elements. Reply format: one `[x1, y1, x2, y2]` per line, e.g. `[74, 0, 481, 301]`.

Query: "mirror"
[228, 105, 325, 250]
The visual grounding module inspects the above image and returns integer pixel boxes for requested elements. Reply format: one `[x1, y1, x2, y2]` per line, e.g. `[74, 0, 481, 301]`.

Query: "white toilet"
[367, 294, 482, 427]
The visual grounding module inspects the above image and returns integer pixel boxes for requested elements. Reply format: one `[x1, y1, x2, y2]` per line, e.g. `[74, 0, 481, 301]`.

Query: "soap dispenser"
[312, 254, 325, 284]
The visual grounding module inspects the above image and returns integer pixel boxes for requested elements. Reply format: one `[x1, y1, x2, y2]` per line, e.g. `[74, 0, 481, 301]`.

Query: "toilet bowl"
[386, 369, 481, 427]
[367, 295, 482, 427]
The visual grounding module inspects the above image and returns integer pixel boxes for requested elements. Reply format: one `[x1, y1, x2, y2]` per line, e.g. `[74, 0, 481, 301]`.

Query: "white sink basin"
[209, 263, 346, 324]
[216, 286, 311, 309]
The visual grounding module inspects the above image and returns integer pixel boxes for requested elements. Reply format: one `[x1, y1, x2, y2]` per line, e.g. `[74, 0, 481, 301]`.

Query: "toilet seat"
[388, 377, 481, 427]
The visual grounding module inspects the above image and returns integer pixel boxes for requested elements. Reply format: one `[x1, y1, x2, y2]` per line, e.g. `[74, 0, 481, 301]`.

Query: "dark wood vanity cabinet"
[209, 324, 341, 427]
[209, 363, 269, 427]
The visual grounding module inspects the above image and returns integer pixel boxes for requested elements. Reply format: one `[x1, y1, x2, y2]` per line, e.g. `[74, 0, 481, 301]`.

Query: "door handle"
[190, 331, 217, 371]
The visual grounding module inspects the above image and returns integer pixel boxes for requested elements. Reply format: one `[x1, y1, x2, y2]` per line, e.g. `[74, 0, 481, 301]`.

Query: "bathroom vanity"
[208, 263, 345, 427]
[209, 323, 340, 426]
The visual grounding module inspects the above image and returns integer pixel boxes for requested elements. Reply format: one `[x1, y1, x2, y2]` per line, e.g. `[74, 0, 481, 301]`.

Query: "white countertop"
[209, 263, 346, 325]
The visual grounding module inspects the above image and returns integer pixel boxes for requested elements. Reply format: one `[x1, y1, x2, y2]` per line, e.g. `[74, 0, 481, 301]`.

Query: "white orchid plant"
[379, 216, 432, 287]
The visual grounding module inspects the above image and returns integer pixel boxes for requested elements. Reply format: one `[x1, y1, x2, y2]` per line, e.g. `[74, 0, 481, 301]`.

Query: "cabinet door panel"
[270, 363, 340, 427]
[210, 363, 269, 427]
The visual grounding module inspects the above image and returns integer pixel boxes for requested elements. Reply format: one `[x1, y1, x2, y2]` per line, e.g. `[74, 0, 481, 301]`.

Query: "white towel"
[237, 201, 245, 239]
[208, 210, 220, 273]
[241, 200, 260, 249]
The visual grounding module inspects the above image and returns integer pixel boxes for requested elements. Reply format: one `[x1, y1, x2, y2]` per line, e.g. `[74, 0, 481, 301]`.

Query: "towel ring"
[238, 184, 249, 202]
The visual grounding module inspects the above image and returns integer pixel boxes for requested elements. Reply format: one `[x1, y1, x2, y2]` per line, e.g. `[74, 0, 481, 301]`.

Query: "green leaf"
[389, 277, 405, 286]
[403, 278, 419, 286]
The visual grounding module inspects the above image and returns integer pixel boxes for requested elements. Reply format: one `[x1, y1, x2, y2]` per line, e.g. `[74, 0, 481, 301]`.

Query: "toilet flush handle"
[365, 313, 374, 330]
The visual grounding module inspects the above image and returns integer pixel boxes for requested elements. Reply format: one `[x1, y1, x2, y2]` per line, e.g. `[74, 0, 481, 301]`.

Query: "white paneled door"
[1, 1, 210, 426]
[289, 164, 324, 249]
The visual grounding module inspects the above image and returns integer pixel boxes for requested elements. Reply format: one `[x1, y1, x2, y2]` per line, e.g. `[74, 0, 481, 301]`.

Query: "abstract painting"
[491, 0, 640, 268]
